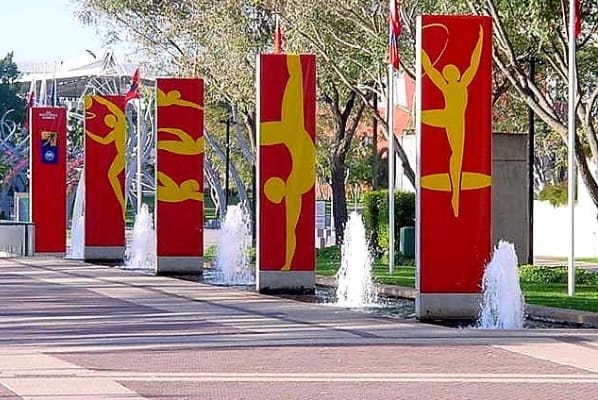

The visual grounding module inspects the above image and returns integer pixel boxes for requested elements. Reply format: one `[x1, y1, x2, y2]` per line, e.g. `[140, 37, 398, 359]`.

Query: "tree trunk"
[575, 134, 598, 209]
[331, 157, 348, 245]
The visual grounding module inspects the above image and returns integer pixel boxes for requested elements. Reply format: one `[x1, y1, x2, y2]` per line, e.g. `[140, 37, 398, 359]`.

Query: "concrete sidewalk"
[535, 256, 598, 272]
[0, 257, 597, 399]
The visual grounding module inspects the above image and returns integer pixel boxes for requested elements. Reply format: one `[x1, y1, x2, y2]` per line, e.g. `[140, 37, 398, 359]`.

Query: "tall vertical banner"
[415, 15, 493, 318]
[256, 54, 316, 293]
[84, 95, 127, 260]
[155, 78, 204, 274]
[30, 107, 67, 254]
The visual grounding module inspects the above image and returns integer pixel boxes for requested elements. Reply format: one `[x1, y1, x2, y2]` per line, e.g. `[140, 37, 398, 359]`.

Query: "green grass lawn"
[521, 283, 598, 312]
[316, 247, 598, 313]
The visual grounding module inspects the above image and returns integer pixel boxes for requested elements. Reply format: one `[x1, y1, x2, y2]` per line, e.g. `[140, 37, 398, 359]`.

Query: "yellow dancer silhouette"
[261, 55, 315, 271]
[156, 171, 204, 203]
[420, 26, 491, 217]
[85, 96, 127, 219]
[157, 88, 203, 110]
[158, 128, 204, 155]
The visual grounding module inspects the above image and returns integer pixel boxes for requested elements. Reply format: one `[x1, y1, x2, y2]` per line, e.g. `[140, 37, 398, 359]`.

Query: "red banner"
[258, 54, 316, 271]
[155, 78, 204, 259]
[84, 95, 126, 249]
[417, 15, 492, 293]
[30, 107, 67, 253]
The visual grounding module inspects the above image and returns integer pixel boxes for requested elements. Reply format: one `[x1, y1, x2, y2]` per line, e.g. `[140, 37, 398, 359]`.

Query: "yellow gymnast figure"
[157, 88, 203, 110]
[421, 26, 486, 217]
[85, 96, 127, 219]
[261, 55, 315, 271]
[156, 171, 203, 203]
[157, 128, 204, 155]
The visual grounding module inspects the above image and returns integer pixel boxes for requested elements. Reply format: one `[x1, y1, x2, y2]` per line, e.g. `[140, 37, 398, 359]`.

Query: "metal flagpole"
[387, 0, 398, 275]
[136, 99, 143, 214]
[567, 0, 577, 296]
[388, 63, 395, 274]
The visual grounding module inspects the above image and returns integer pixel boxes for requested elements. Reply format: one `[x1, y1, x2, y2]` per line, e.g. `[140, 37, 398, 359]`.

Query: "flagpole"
[388, 63, 396, 274]
[567, 0, 577, 296]
[136, 99, 143, 214]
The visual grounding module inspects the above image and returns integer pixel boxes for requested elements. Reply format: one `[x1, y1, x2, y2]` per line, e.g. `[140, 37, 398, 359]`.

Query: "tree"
[0, 52, 25, 125]
[467, 0, 598, 207]
[75, 0, 270, 215]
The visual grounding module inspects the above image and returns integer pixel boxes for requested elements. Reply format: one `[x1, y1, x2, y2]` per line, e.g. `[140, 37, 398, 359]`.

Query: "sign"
[257, 54, 316, 272]
[84, 95, 127, 258]
[155, 78, 204, 271]
[417, 15, 493, 294]
[30, 107, 67, 253]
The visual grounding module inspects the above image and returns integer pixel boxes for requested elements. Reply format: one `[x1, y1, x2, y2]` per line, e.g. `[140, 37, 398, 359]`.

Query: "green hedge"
[361, 190, 415, 259]
[519, 265, 598, 285]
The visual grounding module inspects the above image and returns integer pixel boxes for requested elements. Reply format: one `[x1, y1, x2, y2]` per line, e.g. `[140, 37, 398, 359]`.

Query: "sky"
[0, 0, 106, 65]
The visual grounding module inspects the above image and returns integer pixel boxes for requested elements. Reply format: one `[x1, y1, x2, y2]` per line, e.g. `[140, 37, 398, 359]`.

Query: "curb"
[315, 275, 598, 328]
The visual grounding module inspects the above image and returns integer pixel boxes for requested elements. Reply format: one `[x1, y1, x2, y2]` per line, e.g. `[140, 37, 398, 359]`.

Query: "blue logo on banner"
[41, 131, 58, 164]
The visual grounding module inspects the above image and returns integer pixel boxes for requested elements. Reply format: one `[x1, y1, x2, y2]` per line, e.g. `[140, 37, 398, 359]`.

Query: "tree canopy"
[0, 52, 24, 124]
[74, 0, 598, 213]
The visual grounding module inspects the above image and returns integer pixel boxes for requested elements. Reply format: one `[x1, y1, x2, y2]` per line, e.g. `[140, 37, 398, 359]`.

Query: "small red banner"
[258, 54, 316, 271]
[84, 95, 127, 248]
[155, 78, 204, 257]
[30, 107, 67, 253]
[417, 15, 493, 293]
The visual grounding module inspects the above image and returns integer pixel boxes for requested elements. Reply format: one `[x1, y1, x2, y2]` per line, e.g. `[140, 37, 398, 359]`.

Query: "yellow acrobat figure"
[157, 171, 203, 203]
[85, 96, 127, 219]
[158, 128, 204, 155]
[157, 88, 203, 110]
[261, 55, 315, 271]
[421, 25, 489, 217]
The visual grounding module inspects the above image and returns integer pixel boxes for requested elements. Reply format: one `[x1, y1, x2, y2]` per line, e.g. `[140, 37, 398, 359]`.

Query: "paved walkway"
[535, 256, 598, 272]
[0, 257, 597, 399]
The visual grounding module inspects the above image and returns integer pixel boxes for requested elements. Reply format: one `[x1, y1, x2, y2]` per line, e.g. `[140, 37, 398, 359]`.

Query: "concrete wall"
[492, 133, 529, 263]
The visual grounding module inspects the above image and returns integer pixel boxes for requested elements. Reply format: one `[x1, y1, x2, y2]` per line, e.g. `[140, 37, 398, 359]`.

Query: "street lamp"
[219, 116, 236, 214]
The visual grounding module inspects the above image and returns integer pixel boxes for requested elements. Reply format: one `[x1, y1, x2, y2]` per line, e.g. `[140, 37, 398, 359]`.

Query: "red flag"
[274, 16, 283, 54]
[389, 0, 401, 70]
[124, 68, 140, 103]
[575, 0, 582, 38]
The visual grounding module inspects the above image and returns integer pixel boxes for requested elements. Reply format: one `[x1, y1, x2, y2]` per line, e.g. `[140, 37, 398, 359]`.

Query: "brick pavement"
[0, 256, 596, 399]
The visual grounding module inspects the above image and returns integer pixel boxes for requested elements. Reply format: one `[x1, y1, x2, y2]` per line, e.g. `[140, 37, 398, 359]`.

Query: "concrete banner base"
[257, 271, 315, 294]
[416, 292, 482, 320]
[156, 256, 203, 275]
[35, 252, 66, 257]
[84, 246, 124, 262]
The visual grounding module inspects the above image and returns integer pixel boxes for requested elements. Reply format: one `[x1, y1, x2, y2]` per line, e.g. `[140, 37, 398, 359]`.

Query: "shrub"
[519, 265, 598, 285]
[204, 245, 218, 262]
[316, 245, 341, 261]
[361, 189, 415, 260]
[537, 184, 568, 207]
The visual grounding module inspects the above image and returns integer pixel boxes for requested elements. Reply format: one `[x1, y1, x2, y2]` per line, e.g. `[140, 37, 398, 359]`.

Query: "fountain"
[66, 171, 84, 259]
[211, 203, 254, 285]
[478, 240, 524, 329]
[335, 211, 377, 307]
[124, 203, 156, 272]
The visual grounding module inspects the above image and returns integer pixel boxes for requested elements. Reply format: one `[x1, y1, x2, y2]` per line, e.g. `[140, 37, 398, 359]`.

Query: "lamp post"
[372, 92, 378, 189]
[219, 116, 235, 215]
[527, 55, 535, 266]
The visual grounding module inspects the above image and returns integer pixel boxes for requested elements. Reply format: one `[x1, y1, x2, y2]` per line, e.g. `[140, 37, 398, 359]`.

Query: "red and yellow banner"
[30, 107, 67, 253]
[417, 15, 492, 293]
[258, 54, 316, 271]
[155, 78, 204, 258]
[84, 95, 127, 249]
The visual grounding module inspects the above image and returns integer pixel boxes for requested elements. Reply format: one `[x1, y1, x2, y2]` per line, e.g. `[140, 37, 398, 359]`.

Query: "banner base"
[84, 246, 124, 262]
[257, 271, 315, 294]
[415, 293, 482, 320]
[156, 256, 203, 275]
[35, 252, 65, 257]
